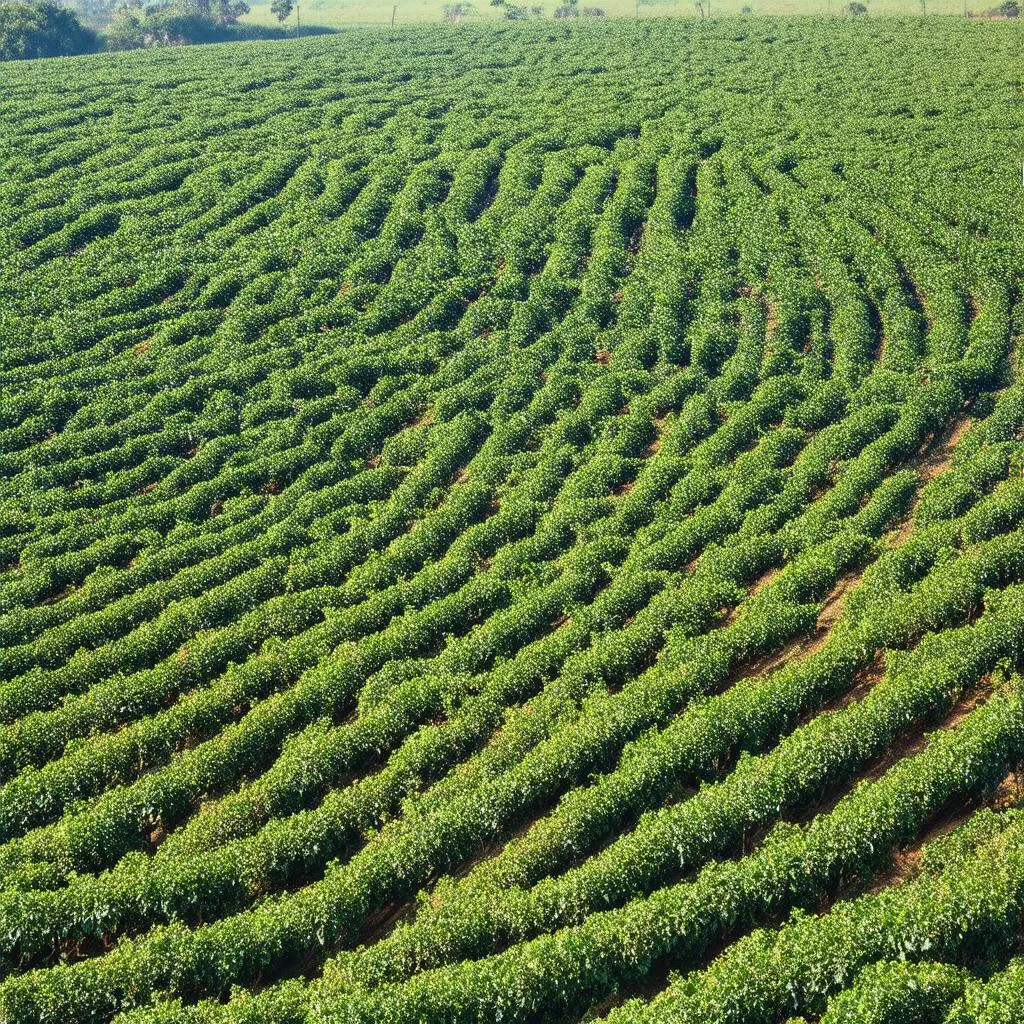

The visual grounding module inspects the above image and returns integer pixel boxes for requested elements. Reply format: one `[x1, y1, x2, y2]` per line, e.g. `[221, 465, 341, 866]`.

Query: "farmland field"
[239, 0, 980, 32]
[2, 17, 1024, 1024]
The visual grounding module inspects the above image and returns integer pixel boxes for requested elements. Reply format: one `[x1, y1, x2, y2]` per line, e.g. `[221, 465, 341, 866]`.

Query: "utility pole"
[391, 3, 396, 25]
[296, 0, 301, 35]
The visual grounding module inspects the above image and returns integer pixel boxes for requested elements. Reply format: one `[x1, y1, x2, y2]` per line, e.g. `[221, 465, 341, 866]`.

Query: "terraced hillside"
[2, 18, 1024, 1024]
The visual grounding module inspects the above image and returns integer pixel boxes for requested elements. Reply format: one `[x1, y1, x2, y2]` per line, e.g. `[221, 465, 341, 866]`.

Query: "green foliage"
[0, 18, 1022, 1024]
[0, 1, 96, 59]
[104, 0, 255, 48]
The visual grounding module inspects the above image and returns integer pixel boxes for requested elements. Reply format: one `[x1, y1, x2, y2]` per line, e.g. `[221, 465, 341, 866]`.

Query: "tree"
[844, 1, 867, 12]
[0, 2, 97, 59]
[105, 0, 252, 49]
[270, 0, 293, 20]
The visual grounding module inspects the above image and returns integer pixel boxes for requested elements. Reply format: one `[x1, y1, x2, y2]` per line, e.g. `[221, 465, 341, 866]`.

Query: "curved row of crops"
[2, 16, 1024, 1024]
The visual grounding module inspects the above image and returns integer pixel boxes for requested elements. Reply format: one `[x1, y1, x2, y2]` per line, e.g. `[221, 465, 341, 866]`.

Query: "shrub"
[0, 1, 97, 59]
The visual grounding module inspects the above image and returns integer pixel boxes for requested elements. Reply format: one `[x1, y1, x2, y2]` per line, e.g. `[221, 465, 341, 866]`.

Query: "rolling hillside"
[238, 0, 986, 32]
